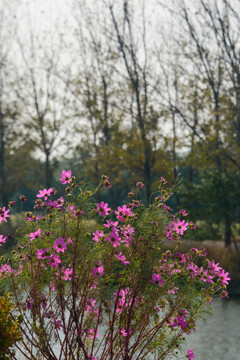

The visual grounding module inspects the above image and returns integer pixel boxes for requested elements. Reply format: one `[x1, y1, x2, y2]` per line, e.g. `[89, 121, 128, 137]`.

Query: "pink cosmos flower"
[0, 235, 7, 246]
[60, 170, 72, 184]
[177, 315, 187, 330]
[107, 230, 121, 247]
[151, 273, 165, 287]
[63, 267, 73, 280]
[37, 188, 53, 200]
[0, 207, 10, 224]
[26, 214, 42, 221]
[88, 328, 99, 340]
[164, 223, 174, 240]
[152, 274, 165, 286]
[19, 195, 27, 202]
[187, 349, 195, 360]
[172, 219, 188, 235]
[115, 289, 126, 313]
[8, 201, 16, 208]
[53, 237, 67, 253]
[118, 328, 128, 336]
[136, 182, 144, 189]
[96, 202, 111, 216]
[50, 319, 63, 330]
[92, 265, 104, 278]
[168, 287, 179, 294]
[115, 205, 135, 222]
[0, 264, 13, 278]
[187, 262, 199, 277]
[25, 298, 33, 310]
[29, 228, 41, 241]
[160, 177, 167, 185]
[208, 260, 222, 275]
[189, 222, 197, 230]
[48, 253, 61, 268]
[103, 220, 118, 229]
[177, 253, 186, 263]
[121, 225, 135, 246]
[220, 290, 229, 298]
[92, 230, 105, 242]
[102, 174, 112, 188]
[85, 298, 96, 312]
[36, 248, 49, 259]
[116, 252, 130, 265]
[41, 294, 47, 309]
[56, 196, 65, 207]
[179, 209, 188, 216]
[218, 269, 231, 286]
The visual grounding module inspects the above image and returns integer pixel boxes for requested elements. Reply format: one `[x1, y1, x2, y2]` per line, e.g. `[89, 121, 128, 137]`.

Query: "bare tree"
[0, 1, 20, 206]
[17, 19, 71, 188]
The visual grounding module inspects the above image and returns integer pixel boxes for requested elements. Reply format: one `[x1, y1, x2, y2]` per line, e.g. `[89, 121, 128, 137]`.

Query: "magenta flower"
[115, 289, 126, 312]
[41, 294, 47, 309]
[25, 298, 33, 310]
[19, 195, 27, 202]
[56, 196, 65, 207]
[218, 269, 231, 286]
[0, 207, 10, 224]
[0, 235, 7, 246]
[103, 219, 118, 229]
[36, 248, 49, 259]
[0, 264, 13, 278]
[187, 262, 200, 277]
[107, 230, 121, 247]
[88, 328, 99, 340]
[53, 237, 67, 253]
[115, 205, 135, 222]
[60, 170, 72, 184]
[48, 253, 61, 268]
[118, 328, 128, 336]
[8, 201, 16, 208]
[92, 230, 105, 242]
[50, 319, 63, 330]
[179, 209, 188, 216]
[37, 188, 53, 200]
[116, 252, 130, 265]
[63, 268, 73, 280]
[160, 176, 167, 185]
[187, 349, 195, 360]
[172, 219, 188, 235]
[102, 174, 112, 188]
[168, 287, 179, 294]
[29, 228, 41, 241]
[92, 265, 104, 278]
[208, 260, 222, 275]
[96, 201, 111, 216]
[151, 273, 165, 287]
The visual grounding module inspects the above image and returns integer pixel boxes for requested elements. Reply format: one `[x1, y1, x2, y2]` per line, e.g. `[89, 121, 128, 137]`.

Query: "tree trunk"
[224, 215, 231, 248]
[45, 151, 52, 188]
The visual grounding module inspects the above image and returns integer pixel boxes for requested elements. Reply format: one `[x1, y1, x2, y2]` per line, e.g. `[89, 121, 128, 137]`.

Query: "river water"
[176, 297, 240, 360]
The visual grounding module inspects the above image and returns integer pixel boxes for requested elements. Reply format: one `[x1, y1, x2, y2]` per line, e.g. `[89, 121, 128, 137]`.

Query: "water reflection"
[177, 297, 240, 360]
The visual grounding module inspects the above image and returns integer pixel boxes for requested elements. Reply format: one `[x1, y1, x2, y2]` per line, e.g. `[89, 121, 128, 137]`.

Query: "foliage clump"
[0, 292, 22, 359]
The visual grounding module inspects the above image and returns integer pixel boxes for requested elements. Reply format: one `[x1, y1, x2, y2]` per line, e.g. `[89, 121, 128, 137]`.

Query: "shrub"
[0, 172, 230, 360]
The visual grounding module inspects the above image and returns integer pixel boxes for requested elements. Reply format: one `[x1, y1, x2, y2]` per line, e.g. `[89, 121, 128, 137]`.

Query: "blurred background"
[0, 0, 240, 357]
